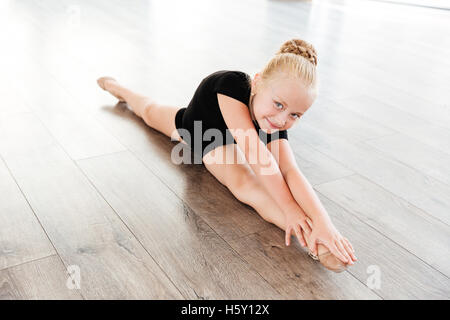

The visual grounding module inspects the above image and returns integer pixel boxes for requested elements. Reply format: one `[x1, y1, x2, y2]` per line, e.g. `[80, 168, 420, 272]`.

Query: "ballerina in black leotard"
[97, 38, 357, 272]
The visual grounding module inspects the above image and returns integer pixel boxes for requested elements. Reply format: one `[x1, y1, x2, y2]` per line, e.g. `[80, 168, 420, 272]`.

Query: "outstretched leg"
[202, 144, 297, 231]
[97, 77, 185, 142]
[202, 143, 349, 273]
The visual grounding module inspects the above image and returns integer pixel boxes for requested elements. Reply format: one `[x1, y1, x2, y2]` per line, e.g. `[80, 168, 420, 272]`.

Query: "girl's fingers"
[294, 225, 306, 247]
[285, 226, 291, 246]
[307, 235, 317, 255]
[330, 242, 348, 264]
[312, 241, 318, 256]
[336, 239, 352, 264]
[343, 239, 357, 261]
[305, 217, 314, 229]
[300, 219, 312, 236]
[335, 239, 351, 263]
[344, 238, 355, 253]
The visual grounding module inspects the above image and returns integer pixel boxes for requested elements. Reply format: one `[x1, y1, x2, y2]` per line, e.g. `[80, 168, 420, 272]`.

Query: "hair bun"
[277, 38, 318, 66]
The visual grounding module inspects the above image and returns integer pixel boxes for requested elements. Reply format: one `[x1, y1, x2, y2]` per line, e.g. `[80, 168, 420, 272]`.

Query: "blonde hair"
[256, 38, 318, 91]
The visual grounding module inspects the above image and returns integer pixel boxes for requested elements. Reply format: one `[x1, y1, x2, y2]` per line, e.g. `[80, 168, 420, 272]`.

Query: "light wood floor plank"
[0, 87, 30, 117]
[77, 151, 282, 299]
[365, 133, 450, 187]
[229, 189, 450, 299]
[334, 95, 450, 155]
[0, 158, 55, 270]
[299, 96, 396, 143]
[0, 5, 127, 161]
[318, 193, 450, 299]
[227, 227, 381, 299]
[0, 62, 127, 161]
[289, 139, 355, 187]
[331, 79, 450, 131]
[316, 174, 450, 277]
[0, 113, 182, 299]
[292, 123, 450, 226]
[0, 255, 82, 300]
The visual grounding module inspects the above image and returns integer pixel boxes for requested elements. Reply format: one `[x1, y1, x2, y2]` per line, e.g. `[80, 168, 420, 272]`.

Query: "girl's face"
[250, 73, 316, 134]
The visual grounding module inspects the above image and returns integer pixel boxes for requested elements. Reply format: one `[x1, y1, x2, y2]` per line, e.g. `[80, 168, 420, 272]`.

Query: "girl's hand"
[307, 219, 356, 264]
[284, 210, 312, 247]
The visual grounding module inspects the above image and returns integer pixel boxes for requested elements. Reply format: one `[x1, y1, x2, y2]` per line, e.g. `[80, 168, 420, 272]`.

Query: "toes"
[319, 252, 348, 272]
[97, 77, 116, 90]
[97, 77, 109, 90]
[97, 78, 105, 90]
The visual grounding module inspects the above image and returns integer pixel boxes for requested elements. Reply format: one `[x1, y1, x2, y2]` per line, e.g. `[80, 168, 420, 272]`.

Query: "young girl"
[97, 38, 357, 273]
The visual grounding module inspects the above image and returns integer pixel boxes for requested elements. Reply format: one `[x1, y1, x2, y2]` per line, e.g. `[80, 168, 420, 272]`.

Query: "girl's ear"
[251, 73, 260, 92]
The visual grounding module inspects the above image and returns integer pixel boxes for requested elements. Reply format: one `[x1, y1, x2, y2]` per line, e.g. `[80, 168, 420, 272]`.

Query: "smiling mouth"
[266, 117, 281, 129]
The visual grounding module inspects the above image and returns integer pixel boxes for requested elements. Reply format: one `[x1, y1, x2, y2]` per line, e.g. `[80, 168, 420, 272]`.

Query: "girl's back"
[175, 70, 288, 156]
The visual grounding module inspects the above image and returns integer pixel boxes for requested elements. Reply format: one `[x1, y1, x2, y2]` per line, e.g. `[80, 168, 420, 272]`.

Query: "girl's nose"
[273, 117, 286, 128]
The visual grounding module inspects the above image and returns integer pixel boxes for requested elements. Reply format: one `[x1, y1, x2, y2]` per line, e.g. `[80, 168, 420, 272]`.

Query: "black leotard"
[174, 70, 288, 158]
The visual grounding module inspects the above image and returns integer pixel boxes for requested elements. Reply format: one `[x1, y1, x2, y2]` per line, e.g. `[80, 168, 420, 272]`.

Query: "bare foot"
[97, 77, 125, 102]
[304, 217, 349, 273]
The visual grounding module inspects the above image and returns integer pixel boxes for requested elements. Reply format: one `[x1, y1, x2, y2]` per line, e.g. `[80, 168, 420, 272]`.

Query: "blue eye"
[274, 101, 301, 120]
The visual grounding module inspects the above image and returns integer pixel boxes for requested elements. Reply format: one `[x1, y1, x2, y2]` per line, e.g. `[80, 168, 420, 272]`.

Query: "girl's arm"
[267, 138, 355, 263]
[218, 94, 312, 246]
[267, 138, 331, 224]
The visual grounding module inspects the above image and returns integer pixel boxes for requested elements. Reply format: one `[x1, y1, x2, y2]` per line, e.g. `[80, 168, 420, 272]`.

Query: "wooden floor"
[0, 0, 449, 300]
